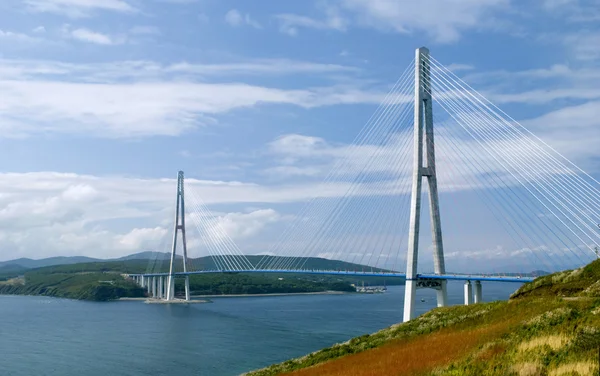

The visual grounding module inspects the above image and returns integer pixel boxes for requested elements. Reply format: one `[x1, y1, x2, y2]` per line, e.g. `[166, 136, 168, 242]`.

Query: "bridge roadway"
[132, 269, 535, 283]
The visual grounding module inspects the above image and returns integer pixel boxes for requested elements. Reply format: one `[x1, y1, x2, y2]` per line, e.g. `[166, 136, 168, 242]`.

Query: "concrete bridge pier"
[140, 275, 145, 288]
[464, 281, 473, 305]
[185, 276, 190, 301]
[164, 277, 168, 300]
[152, 277, 157, 298]
[474, 280, 483, 303]
[159, 276, 164, 299]
[147, 277, 151, 295]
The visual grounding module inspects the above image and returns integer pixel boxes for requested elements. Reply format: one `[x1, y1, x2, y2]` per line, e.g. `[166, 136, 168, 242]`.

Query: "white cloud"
[155, 0, 198, 3]
[129, 26, 161, 36]
[341, 0, 510, 43]
[0, 171, 360, 261]
[565, 32, 600, 61]
[263, 166, 324, 178]
[490, 87, 600, 104]
[0, 58, 360, 81]
[540, 0, 600, 22]
[278, 0, 509, 43]
[521, 101, 600, 169]
[464, 64, 600, 83]
[24, 0, 137, 18]
[0, 80, 385, 138]
[269, 134, 329, 157]
[541, 0, 575, 10]
[275, 7, 347, 36]
[165, 59, 360, 76]
[117, 227, 168, 251]
[0, 58, 383, 138]
[225, 9, 262, 29]
[70, 28, 120, 45]
[179, 150, 192, 158]
[0, 29, 40, 43]
[32, 26, 46, 33]
[207, 209, 281, 239]
[460, 63, 600, 105]
[446, 63, 475, 72]
[225, 9, 243, 26]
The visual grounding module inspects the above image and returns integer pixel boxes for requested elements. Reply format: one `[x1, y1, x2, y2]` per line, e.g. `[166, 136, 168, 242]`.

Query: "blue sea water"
[0, 282, 520, 376]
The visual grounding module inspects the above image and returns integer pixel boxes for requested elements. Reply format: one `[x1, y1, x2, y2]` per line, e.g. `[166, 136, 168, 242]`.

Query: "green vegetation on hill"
[0, 265, 30, 281]
[0, 255, 401, 300]
[246, 259, 600, 376]
[0, 271, 144, 301]
[181, 273, 355, 295]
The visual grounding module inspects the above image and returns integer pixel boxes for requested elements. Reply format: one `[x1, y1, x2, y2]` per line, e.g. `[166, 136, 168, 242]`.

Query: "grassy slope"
[246, 260, 600, 376]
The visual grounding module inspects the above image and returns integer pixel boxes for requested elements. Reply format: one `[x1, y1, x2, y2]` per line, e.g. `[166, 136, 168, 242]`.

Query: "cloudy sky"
[0, 0, 599, 272]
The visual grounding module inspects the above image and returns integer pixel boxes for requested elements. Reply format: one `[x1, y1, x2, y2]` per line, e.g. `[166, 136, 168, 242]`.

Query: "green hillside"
[246, 259, 600, 376]
[0, 255, 400, 301]
[0, 271, 144, 301]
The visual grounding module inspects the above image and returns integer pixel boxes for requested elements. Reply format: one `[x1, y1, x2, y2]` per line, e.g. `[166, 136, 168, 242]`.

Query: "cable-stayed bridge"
[130, 47, 600, 322]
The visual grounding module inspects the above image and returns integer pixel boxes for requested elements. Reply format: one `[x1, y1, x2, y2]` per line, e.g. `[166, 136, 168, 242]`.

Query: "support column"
[464, 281, 473, 305]
[141, 275, 145, 288]
[164, 277, 168, 299]
[185, 276, 190, 301]
[474, 281, 482, 303]
[147, 277, 151, 295]
[403, 46, 447, 322]
[152, 277, 157, 298]
[159, 276, 164, 299]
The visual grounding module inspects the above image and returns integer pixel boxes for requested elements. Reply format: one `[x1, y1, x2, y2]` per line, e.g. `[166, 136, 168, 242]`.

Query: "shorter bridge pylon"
[166, 170, 191, 301]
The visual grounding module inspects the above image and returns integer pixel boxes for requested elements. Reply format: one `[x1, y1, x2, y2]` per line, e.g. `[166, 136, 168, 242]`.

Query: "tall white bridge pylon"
[404, 47, 447, 322]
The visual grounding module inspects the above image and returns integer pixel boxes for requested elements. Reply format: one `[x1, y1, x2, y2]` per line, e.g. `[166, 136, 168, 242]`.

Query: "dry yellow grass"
[518, 334, 570, 352]
[512, 362, 542, 376]
[0, 277, 24, 286]
[548, 361, 597, 376]
[475, 342, 506, 361]
[283, 322, 511, 376]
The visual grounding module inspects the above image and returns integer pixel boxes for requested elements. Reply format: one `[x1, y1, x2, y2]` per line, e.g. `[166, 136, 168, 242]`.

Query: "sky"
[0, 0, 599, 272]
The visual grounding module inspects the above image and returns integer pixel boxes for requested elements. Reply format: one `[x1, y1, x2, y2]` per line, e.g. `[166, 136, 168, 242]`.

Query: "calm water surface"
[0, 282, 520, 376]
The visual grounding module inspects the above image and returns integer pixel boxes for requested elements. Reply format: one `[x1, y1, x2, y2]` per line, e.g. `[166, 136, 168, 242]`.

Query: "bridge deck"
[131, 269, 534, 283]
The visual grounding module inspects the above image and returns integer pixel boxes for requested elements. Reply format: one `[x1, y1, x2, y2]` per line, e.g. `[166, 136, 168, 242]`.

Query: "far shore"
[118, 290, 352, 301]
[192, 290, 351, 298]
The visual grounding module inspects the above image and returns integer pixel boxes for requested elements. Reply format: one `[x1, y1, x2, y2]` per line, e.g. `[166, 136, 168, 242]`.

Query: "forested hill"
[0, 255, 400, 301]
